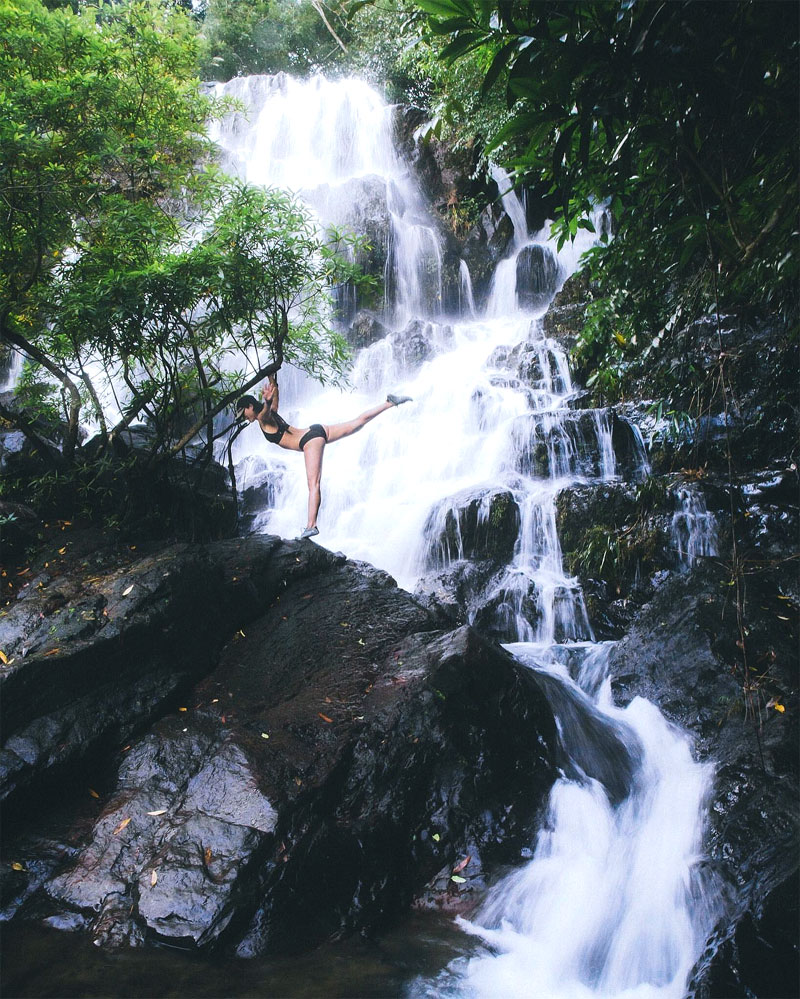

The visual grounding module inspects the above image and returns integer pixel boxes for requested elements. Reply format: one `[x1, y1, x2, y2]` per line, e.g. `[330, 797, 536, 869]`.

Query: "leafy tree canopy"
[1, 0, 351, 480]
[414, 0, 798, 401]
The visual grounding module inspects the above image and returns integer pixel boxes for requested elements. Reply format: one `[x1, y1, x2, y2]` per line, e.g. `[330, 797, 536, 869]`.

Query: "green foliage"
[197, 0, 346, 80]
[414, 0, 799, 404]
[2, 0, 352, 473]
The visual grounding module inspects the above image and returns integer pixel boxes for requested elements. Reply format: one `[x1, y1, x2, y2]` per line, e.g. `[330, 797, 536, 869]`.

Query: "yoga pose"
[237, 375, 411, 539]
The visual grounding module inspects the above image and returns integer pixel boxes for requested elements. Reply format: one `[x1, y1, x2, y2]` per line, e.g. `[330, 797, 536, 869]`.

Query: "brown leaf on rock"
[112, 817, 132, 835]
[453, 855, 471, 874]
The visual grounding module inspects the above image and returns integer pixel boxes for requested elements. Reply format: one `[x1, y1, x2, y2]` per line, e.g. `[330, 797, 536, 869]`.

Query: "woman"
[236, 375, 411, 539]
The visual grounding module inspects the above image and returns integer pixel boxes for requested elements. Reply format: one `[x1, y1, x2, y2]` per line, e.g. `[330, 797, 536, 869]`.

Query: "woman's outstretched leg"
[325, 394, 411, 444]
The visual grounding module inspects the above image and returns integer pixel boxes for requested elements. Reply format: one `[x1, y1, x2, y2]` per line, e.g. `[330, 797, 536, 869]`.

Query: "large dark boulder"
[1, 536, 557, 956]
[607, 564, 799, 998]
[515, 244, 563, 311]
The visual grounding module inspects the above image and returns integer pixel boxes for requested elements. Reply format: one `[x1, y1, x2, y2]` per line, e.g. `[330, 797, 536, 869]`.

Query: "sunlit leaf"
[112, 816, 132, 835]
[150, 869, 158, 886]
[122, 584, 134, 596]
[450, 875, 467, 883]
[11, 862, 25, 871]
[318, 713, 333, 723]
[146, 809, 167, 816]
[89, 788, 100, 799]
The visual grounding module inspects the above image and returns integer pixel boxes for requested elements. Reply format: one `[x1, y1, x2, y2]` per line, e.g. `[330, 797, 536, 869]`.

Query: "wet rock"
[32, 551, 557, 954]
[513, 408, 645, 481]
[388, 319, 446, 369]
[461, 205, 515, 310]
[515, 244, 563, 311]
[348, 309, 389, 351]
[423, 487, 521, 567]
[0, 537, 334, 802]
[607, 564, 799, 996]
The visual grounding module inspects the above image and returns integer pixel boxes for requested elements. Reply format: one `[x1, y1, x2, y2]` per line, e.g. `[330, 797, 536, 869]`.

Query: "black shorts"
[299, 424, 328, 450]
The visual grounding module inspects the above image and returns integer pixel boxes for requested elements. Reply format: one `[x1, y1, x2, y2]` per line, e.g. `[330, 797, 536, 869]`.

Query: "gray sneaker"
[387, 393, 412, 406]
[297, 526, 319, 540]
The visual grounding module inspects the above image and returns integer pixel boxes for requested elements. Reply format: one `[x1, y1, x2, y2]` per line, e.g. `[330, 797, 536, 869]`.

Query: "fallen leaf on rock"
[0, 651, 8, 664]
[294, 777, 302, 786]
[58, 547, 66, 555]
[11, 862, 25, 871]
[113, 817, 132, 835]
[204, 847, 212, 865]
[318, 713, 333, 723]
[261, 732, 269, 739]
[89, 788, 100, 799]
[150, 869, 158, 887]
[357, 638, 365, 645]
[44, 648, 61, 657]
[453, 855, 471, 874]
[432, 833, 440, 843]
[122, 585, 133, 596]
[450, 875, 467, 884]
[17, 568, 30, 576]
[178, 707, 187, 712]
[146, 809, 167, 816]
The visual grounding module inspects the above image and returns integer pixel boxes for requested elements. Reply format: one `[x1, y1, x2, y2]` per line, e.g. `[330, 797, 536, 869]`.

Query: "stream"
[209, 74, 724, 998]
[2, 73, 728, 999]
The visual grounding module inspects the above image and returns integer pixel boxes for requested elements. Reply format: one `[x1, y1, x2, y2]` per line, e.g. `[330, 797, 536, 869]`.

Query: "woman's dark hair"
[235, 394, 262, 416]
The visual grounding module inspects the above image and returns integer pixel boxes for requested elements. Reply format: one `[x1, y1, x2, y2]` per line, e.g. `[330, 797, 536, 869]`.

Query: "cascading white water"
[214, 74, 718, 999]
[671, 485, 719, 569]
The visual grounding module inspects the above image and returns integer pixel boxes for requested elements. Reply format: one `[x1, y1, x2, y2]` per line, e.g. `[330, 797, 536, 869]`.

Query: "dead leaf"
[11, 862, 25, 872]
[204, 847, 212, 865]
[178, 707, 187, 712]
[0, 651, 8, 665]
[150, 869, 158, 887]
[89, 788, 100, 799]
[146, 809, 167, 816]
[17, 567, 30, 576]
[44, 648, 61, 657]
[318, 713, 333, 723]
[453, 855, 471, 874]
[122, 585, 134, 596]
[294, 777, 302, 786]
[58, 547, 66, 555]
[113, 817, 132, 835]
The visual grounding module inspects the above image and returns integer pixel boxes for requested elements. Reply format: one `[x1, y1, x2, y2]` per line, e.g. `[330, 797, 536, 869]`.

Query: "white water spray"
[213, 74, 718, 999]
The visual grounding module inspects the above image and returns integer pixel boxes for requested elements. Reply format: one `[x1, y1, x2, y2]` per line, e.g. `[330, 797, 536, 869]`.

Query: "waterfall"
[671, 485, 719, 568]
[213, 74, 719, 998]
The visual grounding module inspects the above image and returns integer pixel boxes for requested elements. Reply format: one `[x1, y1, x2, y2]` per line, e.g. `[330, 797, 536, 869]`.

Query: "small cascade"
[209, 73, 442, 325]
[458, 259, 477, 317]
[0, 346, 23, 394]
[420, 645, 723, 999]
[671, 485, 719, 568]
[215, 73, 719, 999]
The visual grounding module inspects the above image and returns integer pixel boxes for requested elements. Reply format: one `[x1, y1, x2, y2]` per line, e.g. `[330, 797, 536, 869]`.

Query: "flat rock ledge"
[1, 536, 557, 955]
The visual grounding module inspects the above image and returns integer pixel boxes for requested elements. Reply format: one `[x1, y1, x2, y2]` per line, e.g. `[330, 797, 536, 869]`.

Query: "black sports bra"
[261, 411, 292, 444]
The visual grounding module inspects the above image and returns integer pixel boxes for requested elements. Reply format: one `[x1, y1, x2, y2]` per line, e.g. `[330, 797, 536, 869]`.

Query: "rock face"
[607, 564, 799, 998]
[1, 535, 557, 954]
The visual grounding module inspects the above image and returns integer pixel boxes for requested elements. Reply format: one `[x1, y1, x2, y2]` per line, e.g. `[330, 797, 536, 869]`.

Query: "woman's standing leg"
[302, 437, 325, 530]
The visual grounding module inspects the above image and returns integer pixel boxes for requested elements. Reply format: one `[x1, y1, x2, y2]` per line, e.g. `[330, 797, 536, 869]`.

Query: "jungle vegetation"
[1, 0, 797, 526]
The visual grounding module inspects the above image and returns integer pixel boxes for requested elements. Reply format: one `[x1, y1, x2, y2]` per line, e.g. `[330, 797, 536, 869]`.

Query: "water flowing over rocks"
[1, 535, 557, 954]
[607, 563, 799, 998]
